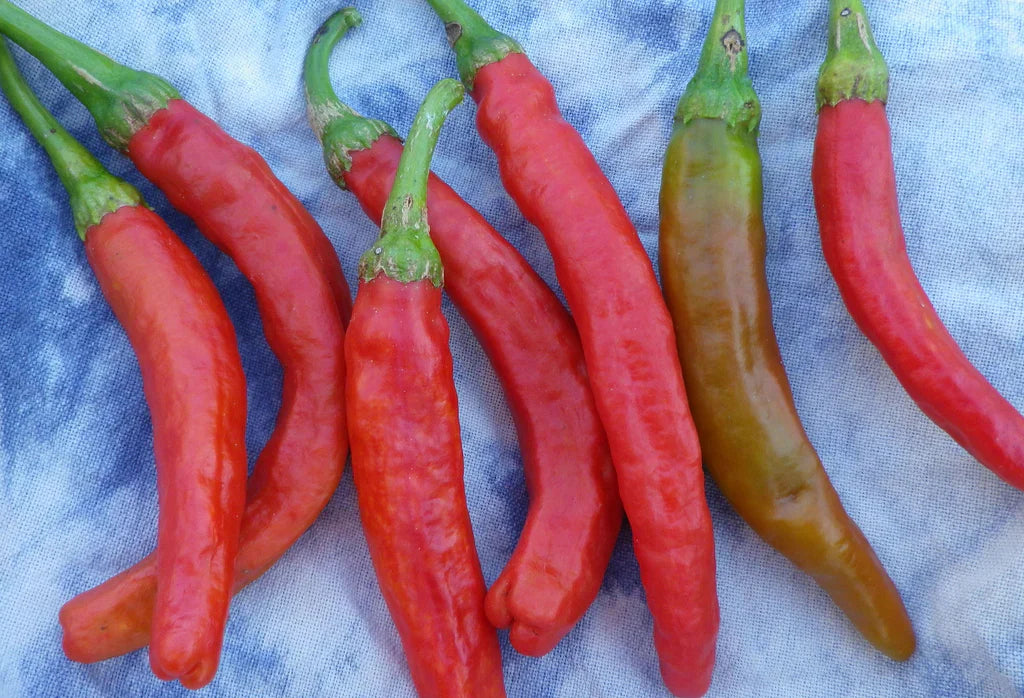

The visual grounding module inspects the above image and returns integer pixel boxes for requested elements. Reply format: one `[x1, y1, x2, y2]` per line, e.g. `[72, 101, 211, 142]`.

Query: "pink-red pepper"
[812, 0, 1024, 489]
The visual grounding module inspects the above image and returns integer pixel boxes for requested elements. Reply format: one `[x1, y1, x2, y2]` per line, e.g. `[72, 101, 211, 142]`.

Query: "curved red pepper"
[422, 3, 720, 692]
[59, 98, 351, 690]
[84, 206, 249, 682]
[302, 10, 621, 656]
[0, 8, 352, 687]
[481, 57, 717, 695]
[0, 33, 252, 688]
[812, 1, 1024, 490]
[814, 99, 1024, 487]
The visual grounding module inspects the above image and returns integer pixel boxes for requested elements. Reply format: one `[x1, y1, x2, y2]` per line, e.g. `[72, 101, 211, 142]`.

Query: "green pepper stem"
[817, 0, 889, 109]
[674, 0, 760, 133]
[0, 39, 142, 239]
[423, 0, 522, 89]
[304, 7, 398, 186]
[0, 0, 179, 151]
[358, 79, 464, 286]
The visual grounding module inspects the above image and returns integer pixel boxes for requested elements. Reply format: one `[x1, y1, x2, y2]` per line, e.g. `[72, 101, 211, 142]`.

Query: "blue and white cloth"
[2, 1, 1024, 696]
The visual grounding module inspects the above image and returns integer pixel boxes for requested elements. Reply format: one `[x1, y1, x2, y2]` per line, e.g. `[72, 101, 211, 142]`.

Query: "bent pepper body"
[0, 4, 352, 685]
[812, 0, 1024, 489]
[0, 38, 249, 687]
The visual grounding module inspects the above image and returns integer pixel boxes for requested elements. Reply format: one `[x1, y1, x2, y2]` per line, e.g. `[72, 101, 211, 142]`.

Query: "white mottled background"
[2, 0, 1024, 696]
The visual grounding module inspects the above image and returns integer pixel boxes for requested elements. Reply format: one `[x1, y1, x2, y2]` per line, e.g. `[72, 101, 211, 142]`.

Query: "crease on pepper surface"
[658, 0, 914, 662]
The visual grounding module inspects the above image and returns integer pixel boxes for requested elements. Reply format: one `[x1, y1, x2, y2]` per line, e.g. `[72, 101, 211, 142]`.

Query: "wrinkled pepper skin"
[812, 0, 1024, 490]
[84, 206, 249, 683]
[470, 52, 718, 697]
[814, 99, 1024, 490]
[419, 4, 721, 682]
[660, 118, 915, 661]
[344, 134, 620, 655]
[60, 98, 351, 688]
[346, 277, 506, 698]
[129, 100, 352, 326]
[344, 77, 504, 697]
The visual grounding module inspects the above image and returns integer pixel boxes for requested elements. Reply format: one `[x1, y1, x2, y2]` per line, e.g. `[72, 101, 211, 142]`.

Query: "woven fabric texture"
[1, 1, 1023, 696]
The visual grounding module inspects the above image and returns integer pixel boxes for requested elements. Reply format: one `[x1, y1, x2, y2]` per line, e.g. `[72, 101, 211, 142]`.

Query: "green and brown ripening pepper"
[658, 0, 914, 661]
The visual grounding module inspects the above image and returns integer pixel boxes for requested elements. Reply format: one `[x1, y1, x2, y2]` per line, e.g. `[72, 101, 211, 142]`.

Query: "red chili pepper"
[0, 37, 247, 688]
[303, 8, 621, 657]
[812, 0, 1024, 489]
[423, 2, 719, 694]
[0, 5, 350, 687]
[345, 77, 506, 697]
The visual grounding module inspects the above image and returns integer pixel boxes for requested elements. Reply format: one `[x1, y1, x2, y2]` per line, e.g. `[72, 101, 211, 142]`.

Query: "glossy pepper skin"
[303, 8, 620, 657]
[346, 78, 506, 698]
[423, 1, 718, 694]
[659, 0, 914, 661]
[0, 4, 350, 686]
[0, 39, 247, 687]
[812, 0, 1024, 489]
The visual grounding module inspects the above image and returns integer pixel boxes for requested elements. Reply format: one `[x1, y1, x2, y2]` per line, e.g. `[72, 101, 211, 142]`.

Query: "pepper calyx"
[817, 1, 889, 109]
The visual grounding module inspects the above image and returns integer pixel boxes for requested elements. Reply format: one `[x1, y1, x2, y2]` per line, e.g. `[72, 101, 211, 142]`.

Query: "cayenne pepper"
[659, 0, 914, 660]
[0, 3, 350, 686]
[423, 1, 719, 694]
[304, 8, 621, 657]
[0, 38, 248, 686]
[812, 0, 1024, 489]
[345, 77, 506, 698]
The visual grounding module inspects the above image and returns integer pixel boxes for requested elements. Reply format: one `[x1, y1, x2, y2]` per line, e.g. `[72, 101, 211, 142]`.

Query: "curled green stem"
[303, 7, 398, 186]
[0, 39, 142, 239]
[358, 79, 464, 286]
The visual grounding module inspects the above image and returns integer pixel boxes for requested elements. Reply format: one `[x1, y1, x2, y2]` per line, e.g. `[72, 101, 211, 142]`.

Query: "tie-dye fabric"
[2, 1, 1023, 696]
